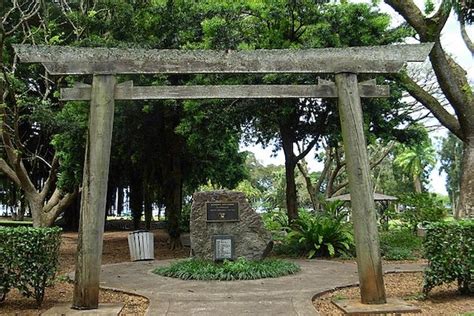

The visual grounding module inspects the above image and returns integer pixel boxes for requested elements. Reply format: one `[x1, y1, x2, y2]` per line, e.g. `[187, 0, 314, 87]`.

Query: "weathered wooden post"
[336, 73, 386, 304]
[72, 75, 116, 309]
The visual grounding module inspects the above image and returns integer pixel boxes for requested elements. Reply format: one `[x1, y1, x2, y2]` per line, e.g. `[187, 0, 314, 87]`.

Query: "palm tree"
[394, 142, 436, 193]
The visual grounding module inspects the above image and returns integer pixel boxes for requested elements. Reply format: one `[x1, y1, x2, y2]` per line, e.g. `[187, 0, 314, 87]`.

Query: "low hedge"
[0, 220, 33, 227]
[0, 226, 62, 306]
[423, 220, 473, 295]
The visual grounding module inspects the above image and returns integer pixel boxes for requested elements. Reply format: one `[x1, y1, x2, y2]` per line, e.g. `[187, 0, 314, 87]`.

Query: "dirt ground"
[314, 272, 474, 315]
[0, 229, 188, 315]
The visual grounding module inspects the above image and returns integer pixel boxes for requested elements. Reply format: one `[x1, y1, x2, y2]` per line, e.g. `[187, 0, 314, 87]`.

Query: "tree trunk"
[284, 159, 298, 222]
[384, 0, 474, 218]
[280, 122, 298, 223]
[460, 21, 474, 54]
[11, 194, 25, 221]
[144, 185, 153, 230]
[64, 194, 80, 231]
[414, 175, 423, 193]
[166, 185, 182, 250]
[130, 172, 143, 230]
[165, 153, 183, 250]
[297, 161, 319, 211]
[117, 187, 124, 216]
[17, 198, 25, 221]
[27, 190, 77, 227]
[29, 195, 44, 228]
[8, 187, 17, 219]
[40, 210, 60, 227]
[105, 184, 115, 216]
[457, 140, 474, 218]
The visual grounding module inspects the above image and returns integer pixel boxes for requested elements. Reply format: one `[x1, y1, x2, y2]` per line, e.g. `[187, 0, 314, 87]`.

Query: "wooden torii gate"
[13, 43, 432, 310]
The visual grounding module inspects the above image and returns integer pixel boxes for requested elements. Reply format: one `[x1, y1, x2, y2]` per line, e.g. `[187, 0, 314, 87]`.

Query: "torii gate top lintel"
[13, 43, 433, 75]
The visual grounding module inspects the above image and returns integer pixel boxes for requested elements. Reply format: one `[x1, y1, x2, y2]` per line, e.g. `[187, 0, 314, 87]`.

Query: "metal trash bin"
[128, 230, 154, 261]
[416, 223, 427, 237]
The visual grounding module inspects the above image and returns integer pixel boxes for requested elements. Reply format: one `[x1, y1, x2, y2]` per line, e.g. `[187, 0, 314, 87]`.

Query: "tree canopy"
[1, 0, 466, 234]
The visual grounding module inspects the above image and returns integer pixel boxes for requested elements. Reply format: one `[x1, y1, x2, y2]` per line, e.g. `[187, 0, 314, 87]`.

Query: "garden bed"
[2, 228, 471, 315]
[0, 229, 187, 315]
[313, 272, 473, 315]
[153, 258, 300, 280]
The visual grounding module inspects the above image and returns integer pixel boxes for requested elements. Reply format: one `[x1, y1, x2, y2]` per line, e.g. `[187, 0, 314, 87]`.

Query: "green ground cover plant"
[379, 228, 422, 260]
[0, 227, 62, 306]
[423, 220, 473, 295]
[153, 258, 300, 280]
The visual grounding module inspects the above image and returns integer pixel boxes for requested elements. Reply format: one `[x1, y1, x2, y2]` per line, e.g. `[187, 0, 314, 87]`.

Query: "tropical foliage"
[398, 193, 448, 231]
[153, 257, 300, 281]
[394, 136, 436, 193]
[385, 0, 474, 218]
[379, 228, 422, 260]
[270, 207, 354, 259]
[439, 133, 463, 212]
[0, 0, 430, 231]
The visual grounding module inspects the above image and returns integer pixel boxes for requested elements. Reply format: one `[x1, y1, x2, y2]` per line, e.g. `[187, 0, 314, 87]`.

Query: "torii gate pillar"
[336, 73, 386, 303]
[72, 75, 116, 309]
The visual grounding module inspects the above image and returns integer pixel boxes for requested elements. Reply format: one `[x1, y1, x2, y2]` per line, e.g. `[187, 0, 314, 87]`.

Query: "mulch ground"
[314, 272, 474, 315]
[0, 229, 188, 315]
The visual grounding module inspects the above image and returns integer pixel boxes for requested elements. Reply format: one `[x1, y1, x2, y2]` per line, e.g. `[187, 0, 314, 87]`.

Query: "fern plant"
[286, 209, 354, 258]
[262, 209, 290, 241]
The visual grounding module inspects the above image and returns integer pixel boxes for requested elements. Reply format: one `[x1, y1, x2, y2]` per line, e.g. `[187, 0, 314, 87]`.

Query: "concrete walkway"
[98, 260, 425, 316]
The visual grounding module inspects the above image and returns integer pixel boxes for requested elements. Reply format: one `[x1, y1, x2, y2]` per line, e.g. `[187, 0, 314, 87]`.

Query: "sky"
[241, 0, 474, 196]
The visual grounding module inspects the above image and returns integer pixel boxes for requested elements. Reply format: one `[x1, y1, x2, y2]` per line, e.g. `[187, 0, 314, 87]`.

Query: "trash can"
[128, 230, 154, 261]
[416, 223, 427, 237]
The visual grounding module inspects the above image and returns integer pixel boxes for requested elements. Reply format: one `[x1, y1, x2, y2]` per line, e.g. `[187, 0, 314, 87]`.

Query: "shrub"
[0, 226, 62, 306]
[399, 193, 447, 231]
[0, 252, 12, 303]
[262, 209, 289, 242]
[380, 228, 422, 260]
[280, 209, 354, 258]
[383, 247, 417, 261]
[423, 220, 473, 295]
[153, 257, 300, 280]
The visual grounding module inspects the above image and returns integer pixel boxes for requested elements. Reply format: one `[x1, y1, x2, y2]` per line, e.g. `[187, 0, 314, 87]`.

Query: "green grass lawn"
[0, 219, 33, 227]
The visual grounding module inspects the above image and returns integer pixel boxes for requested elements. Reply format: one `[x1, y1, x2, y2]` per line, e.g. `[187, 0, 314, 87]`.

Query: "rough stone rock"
[191, 190, 273, 261]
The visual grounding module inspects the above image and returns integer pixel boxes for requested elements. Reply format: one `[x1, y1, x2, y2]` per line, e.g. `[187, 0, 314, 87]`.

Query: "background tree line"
[0, 0, 470, 244]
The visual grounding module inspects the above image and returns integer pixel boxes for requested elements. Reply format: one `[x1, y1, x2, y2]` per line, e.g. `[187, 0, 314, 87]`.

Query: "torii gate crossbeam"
[13, 43, 433, 310]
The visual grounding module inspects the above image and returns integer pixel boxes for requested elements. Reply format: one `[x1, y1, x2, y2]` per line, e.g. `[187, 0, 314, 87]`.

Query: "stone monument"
[190, 190, 273, 261]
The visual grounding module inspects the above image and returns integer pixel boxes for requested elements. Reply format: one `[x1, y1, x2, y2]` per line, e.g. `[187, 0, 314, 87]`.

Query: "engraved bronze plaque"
[212, 235, 235, 261]
[206, 202, 239, 222]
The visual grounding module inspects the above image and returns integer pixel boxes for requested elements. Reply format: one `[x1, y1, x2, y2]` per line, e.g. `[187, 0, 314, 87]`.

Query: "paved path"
[98, 260, 425, 316]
